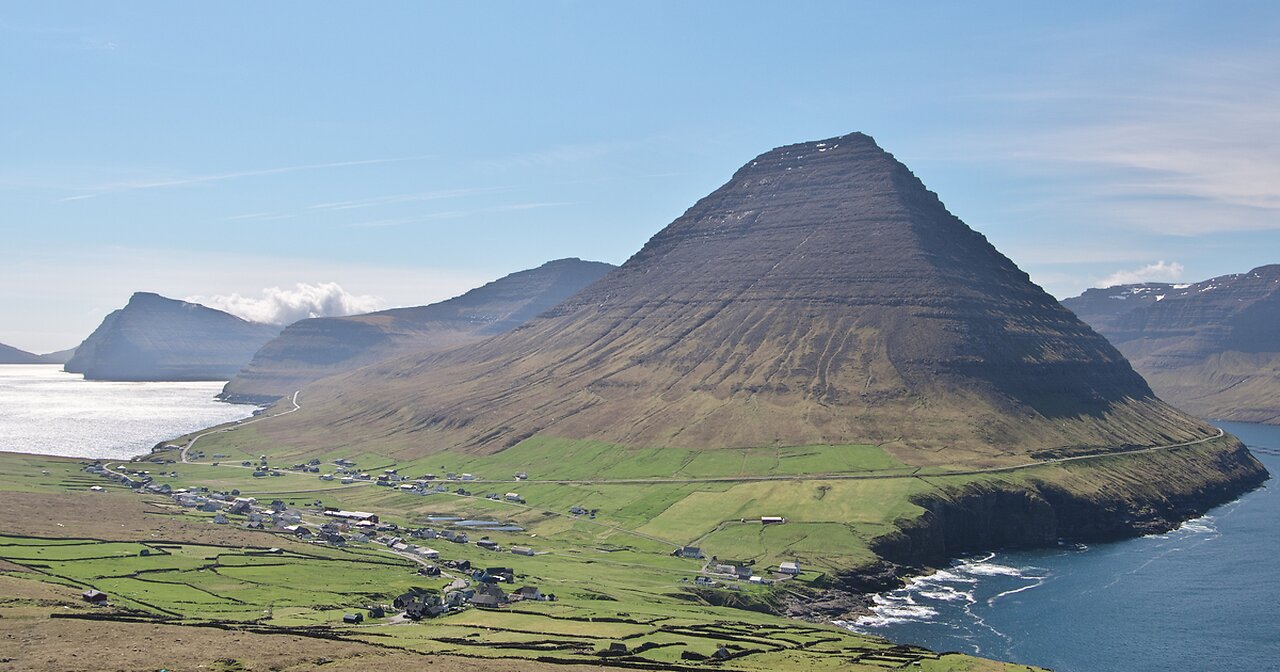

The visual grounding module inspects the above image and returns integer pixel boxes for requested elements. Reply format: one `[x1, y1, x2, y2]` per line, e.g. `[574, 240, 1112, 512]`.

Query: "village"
[80, 456, 805, 629]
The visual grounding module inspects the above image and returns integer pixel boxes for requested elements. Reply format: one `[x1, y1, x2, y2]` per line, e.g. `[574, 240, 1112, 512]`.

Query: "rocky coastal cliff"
[65, 292, 280, 381]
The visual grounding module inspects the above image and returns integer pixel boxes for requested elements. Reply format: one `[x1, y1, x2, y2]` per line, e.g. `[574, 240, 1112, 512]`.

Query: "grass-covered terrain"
[0, 449, 1050, 671]
[4, 405, 1255, 672]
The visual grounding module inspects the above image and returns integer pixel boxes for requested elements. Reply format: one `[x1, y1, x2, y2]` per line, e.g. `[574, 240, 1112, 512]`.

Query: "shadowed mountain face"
[220, 258, 616, 403]
[1063, 266, 1280, 425]
[35, 347, 77, 365]
[0, 343, 43, 364]
[64, 293, 281, 381]
[270, 132, 1211, 462]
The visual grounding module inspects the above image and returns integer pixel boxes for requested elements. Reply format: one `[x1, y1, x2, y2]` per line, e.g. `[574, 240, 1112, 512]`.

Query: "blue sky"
[3, 2, 1279, 352]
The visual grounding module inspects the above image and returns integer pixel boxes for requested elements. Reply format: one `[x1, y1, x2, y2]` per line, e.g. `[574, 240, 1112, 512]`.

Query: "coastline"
[783, 434, 1270, 624]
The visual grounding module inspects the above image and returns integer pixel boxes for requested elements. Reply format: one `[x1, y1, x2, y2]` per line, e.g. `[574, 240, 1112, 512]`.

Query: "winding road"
[180, 390, 301, 464]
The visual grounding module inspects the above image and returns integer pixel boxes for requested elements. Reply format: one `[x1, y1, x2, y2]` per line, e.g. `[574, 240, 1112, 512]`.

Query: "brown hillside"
[220, 258, 615, 403]
[1063, 265, 1280, 425]
[265, 132, 1212, 463]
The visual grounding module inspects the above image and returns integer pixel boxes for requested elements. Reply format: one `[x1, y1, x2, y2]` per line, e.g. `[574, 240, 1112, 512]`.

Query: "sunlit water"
[844, 420, 1280, 671]
[0, 364, 255, 460]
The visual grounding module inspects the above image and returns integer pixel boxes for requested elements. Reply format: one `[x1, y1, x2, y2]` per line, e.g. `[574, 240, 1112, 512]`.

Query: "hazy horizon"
[5, 1, 1280, 352]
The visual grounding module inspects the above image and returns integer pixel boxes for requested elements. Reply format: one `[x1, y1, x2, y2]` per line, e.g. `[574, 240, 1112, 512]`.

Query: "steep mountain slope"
[0, 343, 43, 364]
[65, 293, 281, 381]
[1063, 266, 1280, 424]
[220, 258, 616, 403]
[267, 132, 1212, 463]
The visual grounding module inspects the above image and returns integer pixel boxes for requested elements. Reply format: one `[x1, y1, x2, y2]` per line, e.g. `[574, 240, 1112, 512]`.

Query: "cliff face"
[1063, 266, 1280, 424]
[0, 343, 43, 365]
[849, 437, 1268, 591]
[64, 293, 280, 381]
[219, 258, 616, 403]
[270, 132, 1212, 461]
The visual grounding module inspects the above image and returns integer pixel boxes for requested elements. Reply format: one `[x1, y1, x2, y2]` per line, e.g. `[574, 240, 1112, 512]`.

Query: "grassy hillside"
[0, 451, 1041, 672]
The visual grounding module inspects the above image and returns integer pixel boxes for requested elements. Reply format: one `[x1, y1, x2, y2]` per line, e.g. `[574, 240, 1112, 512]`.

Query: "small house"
[514, 471, 528, 480]
[81, 589, 108, 605]
[511, 546, 535, 557]
[513, 586, 542, 601]
[569, 506, 588, 515]
[212, 513, 229, 525]
[342, 612, 363, 624]
[673, 546, 704, 559]
[761, 516, 787, 525]
[471, 581, 508, 609]
[504, 492, 522, 502]
[779, 561, 801, 575]
[476, 539, 501, 551]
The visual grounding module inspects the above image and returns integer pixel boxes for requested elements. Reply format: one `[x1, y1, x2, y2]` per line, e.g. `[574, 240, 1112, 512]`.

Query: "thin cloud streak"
[60, 155, 435, 201]
[306, 186, 508, 211]
[343, 202, 573, 228]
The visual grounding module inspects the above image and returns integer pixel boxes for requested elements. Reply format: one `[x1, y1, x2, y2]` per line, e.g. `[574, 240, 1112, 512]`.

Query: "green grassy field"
[30, 425, 1252, 672]
[0, 449, 1051, 670]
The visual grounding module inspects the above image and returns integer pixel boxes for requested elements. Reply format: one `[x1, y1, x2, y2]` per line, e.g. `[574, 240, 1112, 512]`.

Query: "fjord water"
[0, 364, 254, 460]
[850, 420, 1280, 671]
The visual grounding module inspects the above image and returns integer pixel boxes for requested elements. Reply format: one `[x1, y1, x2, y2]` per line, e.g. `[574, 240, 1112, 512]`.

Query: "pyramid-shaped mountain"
[280, 133, 1212, 461]
[221, 258, 616, 403]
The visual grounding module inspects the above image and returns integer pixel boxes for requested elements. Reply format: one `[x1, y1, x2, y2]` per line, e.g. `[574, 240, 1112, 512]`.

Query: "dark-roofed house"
[81, 589, 108, 605]
[513, 586, 543, 601]
[342, 612, 363, 624]
[471, 582, 507, 609]
[673, 546, 703, 559]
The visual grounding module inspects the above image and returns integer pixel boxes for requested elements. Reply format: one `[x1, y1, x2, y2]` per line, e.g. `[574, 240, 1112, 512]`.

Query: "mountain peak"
[266, 133, 1212, 461]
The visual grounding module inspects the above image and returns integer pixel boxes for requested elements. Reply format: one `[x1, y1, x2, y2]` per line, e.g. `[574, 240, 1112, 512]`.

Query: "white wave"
[960, 562, 1025, 577]
[987, 576, 1047, 605]
[1177, 516, 1217, 536]
[920, 568, 979, 584]
[919, 587, 974, 602]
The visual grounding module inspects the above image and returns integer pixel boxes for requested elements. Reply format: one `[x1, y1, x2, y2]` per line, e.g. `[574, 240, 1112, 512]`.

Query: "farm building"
[324, 510, 379, 524]
[673, 546, 704, 559]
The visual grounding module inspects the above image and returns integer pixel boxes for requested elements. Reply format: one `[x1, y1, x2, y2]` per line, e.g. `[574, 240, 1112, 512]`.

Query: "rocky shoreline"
[783, 437, 1270, 624]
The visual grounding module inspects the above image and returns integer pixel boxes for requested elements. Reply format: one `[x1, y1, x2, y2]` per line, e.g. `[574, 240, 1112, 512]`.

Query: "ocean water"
[846, 420, 1280, 671]
[0, 364, 255, 460]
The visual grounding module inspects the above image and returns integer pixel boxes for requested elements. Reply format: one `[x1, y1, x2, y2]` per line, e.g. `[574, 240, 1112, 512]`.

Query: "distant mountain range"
[64, 292, 281, 381]
[220, 258, 616, 403]
[1063, 265, 1280, 425]
[0, 342, 76, 365]
[261, 132, 1212, 461]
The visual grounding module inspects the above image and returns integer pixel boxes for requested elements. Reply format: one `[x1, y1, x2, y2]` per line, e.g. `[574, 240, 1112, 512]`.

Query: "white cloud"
[189, 282, 384, 325]
[1096, 261, 1185, 288]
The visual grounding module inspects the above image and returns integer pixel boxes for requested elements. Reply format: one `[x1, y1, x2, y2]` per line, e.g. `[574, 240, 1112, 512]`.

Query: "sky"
[3, 1, 1279, 353]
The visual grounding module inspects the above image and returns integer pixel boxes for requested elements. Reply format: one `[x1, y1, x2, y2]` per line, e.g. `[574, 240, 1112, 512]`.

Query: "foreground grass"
[0, 450, 1045, 671]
